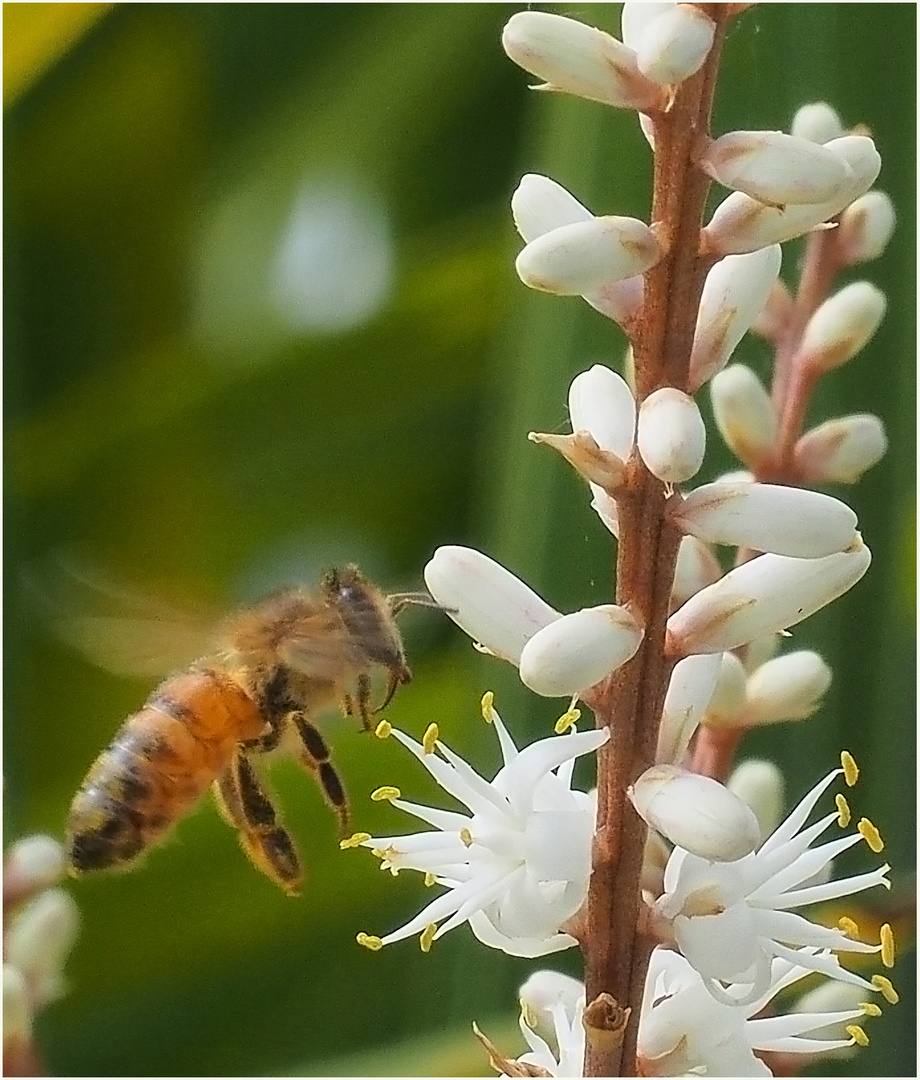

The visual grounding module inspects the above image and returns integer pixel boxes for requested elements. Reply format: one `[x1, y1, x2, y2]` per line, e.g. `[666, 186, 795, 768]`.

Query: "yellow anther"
[480, 691, 496, 723]
[555, 707, 581, 734]
[835, 793, 851, 827]
[520, 1000, 539, 1032]
[860, 1002, 882, 1018]
[838, 915, 860, 938]
[857, 817, 884, 853]
[419, 923, 438, 953]
[422, 723, 439, 754]
[356, 932, 383, 952]
[375, 720, 392, 739]
[371, 785, 401, 802]
[370, 848, 386, 860]
[871, 975, 899, 1004]
[841, 750, 859, 786]
[424, 871, 436, 888]
[459, 827, 474, 848]
[339, 832, 371, 850]
[845, 1025, 869, 1047]
[880, 923, 895, 968]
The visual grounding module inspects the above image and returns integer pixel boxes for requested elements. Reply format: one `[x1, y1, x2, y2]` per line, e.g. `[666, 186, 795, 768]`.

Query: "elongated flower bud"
[700, 131, 853, 207]
[689, 245, 782, 390]
[633, 4, 715, 86]
[703, 651, 748, 727]
[727, 759, 785, 839]
[667, 536, 871, 656]
[710, 364, 776, 466]
[502, 11, 664, 110]
[790, 102, 845, 145]
[637, 388, 706, 484]
[838, 191, 896, 265]
[629, 765, 761, 861]
[516, 216, 663, 295]
[519, 604, 644, 697]
[671, 535, 723, 608]
[569, 364, 636, 460]
[795, 414, 888, 484]
[657, 652, 722, 764]
[5, 889, 80, 1007]
[424, 546, 560, 663]
[799, 281, 886, 373]
[743, 650, 832, 725]
[672, 481, 858, 558]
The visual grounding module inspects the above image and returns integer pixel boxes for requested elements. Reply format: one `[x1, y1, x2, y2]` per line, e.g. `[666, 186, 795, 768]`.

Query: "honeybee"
[65, 566, 433, 895]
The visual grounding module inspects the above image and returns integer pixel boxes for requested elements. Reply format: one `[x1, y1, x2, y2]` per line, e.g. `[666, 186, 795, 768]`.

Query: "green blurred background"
[4, 4, 914, 1076]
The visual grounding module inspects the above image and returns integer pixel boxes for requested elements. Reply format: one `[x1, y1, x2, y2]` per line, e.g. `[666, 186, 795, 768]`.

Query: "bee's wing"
[22, 557, 217, 678]
[277, 609, 366, 683]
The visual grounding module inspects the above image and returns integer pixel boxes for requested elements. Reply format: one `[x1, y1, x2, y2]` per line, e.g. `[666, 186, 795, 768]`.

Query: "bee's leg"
[355, 673, 373, 731]
[211, 751, 303, 896]
[239, 718, 284, 753]
[288, 713, 351, 838]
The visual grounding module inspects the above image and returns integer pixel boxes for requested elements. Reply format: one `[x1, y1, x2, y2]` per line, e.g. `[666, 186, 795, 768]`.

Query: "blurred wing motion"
[22, 556, 217, 678]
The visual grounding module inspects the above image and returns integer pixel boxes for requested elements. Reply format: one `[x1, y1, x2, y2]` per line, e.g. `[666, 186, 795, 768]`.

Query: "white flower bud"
[790, 102, 845, 145]
[795, 413, 888, 484]
[516, 216, 663, 295]
[5, 889, 80, 1007]
[424, 546, 560, 664]
[702, 135, 881, 256]
[4, 835, 66, 894]
[637, 388, 706, 484]
[838, 190, 896, 265]
[671, 535, 723, 608]
[750, 278, 794, 339]
[667, 536, 871, 656]
[620, 3, 673, 50]
[502, 11, 664, 110]
[629, 765, 761, 861]
[672, 481, 858, 558]
[3, 965, 31, 1048]
[519, 604, 644, 697]
[799, 281, 886, 372]
[689, 245, 782, 391]
[743, 650, 832, 725]
[727, 759, 785, 839]
[569, 364, 636, 460]
[710, 364, 776, 466]
[634, 4, 715, 86]
[703, 650, 748, 727]
[740, 632, 780, 673]
[657, 652, 722, 764]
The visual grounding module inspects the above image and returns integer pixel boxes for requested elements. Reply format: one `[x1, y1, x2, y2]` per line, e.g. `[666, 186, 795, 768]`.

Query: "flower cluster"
[352, 5, 901, 1077]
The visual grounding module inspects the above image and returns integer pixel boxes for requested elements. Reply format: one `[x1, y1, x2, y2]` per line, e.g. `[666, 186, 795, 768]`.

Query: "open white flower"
[507, 970, 586, 1077]
[354, 697, 607, 957]
[653, 760, 891, 1005]
[639, 946, 882, 1077]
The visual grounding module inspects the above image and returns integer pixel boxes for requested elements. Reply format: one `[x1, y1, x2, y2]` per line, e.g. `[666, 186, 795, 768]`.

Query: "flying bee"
[64, 566, 434, 895]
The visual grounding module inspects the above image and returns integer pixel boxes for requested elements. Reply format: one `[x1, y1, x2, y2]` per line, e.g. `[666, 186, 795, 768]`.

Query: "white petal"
[703, 651, 748, 727]
[838, 190, 896, 265]
[710, 364, 777, 465]
[519, 604, 644, 697]
[634, 4, 715, 85]
[516, 216, 663, 295]
[700, 131, 853, 206]
[689, 246, 782, 391]
[512, 173, 593, 242]
[671, 535, 723, 608]
[672, 482, 858, 558]
[667, 537, 871, 655]
[502, 10, 663, 110]
[743, 650, 832, 725]
[424, 546, 560, 663]
[568, 364, 636, 459]
[799, 281, 886, 372]
[657, 652, 722, 764]
[795, 413, 888, 484]
[637, 387, 706, 484]
[630, 765, 761, 861]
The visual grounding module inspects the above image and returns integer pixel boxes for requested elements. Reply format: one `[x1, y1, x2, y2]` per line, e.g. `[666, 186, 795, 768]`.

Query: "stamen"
[880, 923, 895, 968]
[480, 691, 496, 723]
[424, 871, 436, 887]
[857, 817, 884, 852]
[422, 723, 439, 754]
[845, 1025, 869, 1047]
[520, 1000, 539, 1031]
[835, 793, 851, 827]
[871, 975, 899, 1004]
[555, 696, 582, 734]
[860, 1002, 882, 1018]
[375, 720, 392, 739]
[371, 786, 401, 802]
[419, 923, 438, 953]
[356, 932, 383, 951]
[339, 832, 372, 850]
[838, 915, 860, 938]
[459, 827, 474, 848]
[841, 749, 859, 786]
